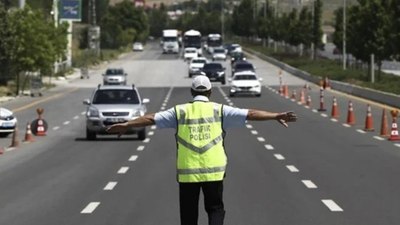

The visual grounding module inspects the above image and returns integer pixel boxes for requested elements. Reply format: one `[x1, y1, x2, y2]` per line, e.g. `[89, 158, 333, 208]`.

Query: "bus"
[183, 29, 202, 56]
[206, 33, 223, 54]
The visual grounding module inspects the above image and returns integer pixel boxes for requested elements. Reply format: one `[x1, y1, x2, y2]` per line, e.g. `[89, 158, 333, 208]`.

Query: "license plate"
[106, 118, 125, 122]
[1, 122, 14, 127]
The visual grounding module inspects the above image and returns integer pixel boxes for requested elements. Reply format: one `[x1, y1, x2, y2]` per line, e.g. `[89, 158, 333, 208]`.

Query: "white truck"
[162, 29, 180, 54]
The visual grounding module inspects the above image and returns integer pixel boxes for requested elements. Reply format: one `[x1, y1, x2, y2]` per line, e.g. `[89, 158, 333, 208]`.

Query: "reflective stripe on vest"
[175, 102, 226, 183]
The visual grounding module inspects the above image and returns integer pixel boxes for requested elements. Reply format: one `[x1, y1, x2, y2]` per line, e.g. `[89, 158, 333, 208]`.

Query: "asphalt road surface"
[0, 42, 400, 225]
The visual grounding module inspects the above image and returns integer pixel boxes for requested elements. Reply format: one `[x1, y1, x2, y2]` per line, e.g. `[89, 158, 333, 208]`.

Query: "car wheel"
[256, 94, 261, 97]
[229, 93, 234, 97]
[86, 128, 96, 140]
[221, 78, 226, 85]
[189, 74, 192, 78]
[138, 128, 146, 140]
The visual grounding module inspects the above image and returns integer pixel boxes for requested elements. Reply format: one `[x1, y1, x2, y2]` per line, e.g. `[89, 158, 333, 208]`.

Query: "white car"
[229, 71, 262, 97]
[212, 47, 227, 61]
[188, 57, 208, 77]
[0, 107, 17, 137]
[183, 48, 198, 61]
[133, 42, 144, 51]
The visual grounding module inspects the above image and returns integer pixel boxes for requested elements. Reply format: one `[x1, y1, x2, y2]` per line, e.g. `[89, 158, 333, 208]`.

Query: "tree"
[311, 0, 323, 59]
[231, 0, 254, 37]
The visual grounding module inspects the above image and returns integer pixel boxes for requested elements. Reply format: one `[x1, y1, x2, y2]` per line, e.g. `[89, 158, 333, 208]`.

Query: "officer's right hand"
[106, 123, 129, 138]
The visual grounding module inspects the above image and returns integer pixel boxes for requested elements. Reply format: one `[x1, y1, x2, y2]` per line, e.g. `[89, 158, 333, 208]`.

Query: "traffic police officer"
[107, 76, 297, 225]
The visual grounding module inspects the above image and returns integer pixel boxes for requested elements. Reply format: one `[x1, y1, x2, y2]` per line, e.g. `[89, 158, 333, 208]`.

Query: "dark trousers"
[179, 181, 225, 225]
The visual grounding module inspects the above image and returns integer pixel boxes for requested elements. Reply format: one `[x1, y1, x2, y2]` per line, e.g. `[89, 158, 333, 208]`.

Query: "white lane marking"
[81, 202, 100, 214]
[73, 116, 79, 120]
[137, 146, 145, 151]
[395, 143, 400, 148]
[330, 118, 338, 122]
[151, 125, 156, 130]
[302, 180, 318, 189]
[342, 124, 351, 127]
[143, 138, 150, 143]
[373, 136, 385, 141]
[148, 131, 154, 136]
[322, 199, 343, 212]
[53, 126, 60, 130]
[312, 109, 318, 113]
[81, 111, 86, 115]
[251, 130, 258, 135]
[229, 102, 234, 106]
[129, 155, 138, 161]
[257, 137, 265, 142]
[246, 124, 253, 129]
[264, 144, 274, 150]
[118, 167, 129, 174]
[286, 165, 299, 172]
[304, 105, 310, 109]
[356, 129, 366, 134]
[321, 114, 328, 118]
[63, 121, 70, 125]
[162, 103, 167, 107]
[274, 154, 285, 160]
[160, 107, 165, 110]
[104, 182, 117, 190]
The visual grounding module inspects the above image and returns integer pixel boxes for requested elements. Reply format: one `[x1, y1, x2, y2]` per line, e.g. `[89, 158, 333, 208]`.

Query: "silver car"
[103, 68, 127, 85]
[0, 107, 17, 137]
[83, 85, 150, 140]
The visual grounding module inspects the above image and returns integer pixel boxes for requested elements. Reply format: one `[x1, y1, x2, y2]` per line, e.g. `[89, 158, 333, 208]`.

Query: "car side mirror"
[142, 98, 150, 104]
[259, 78, 263, 82]
[83, 99, 91, 105]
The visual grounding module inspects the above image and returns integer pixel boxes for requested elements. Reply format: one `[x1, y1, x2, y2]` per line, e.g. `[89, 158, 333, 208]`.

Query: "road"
[0, 42, 400, 225]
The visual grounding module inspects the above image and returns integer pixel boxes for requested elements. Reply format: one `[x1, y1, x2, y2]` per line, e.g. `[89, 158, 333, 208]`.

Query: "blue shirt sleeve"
[154, 107, 177, 129]
[222, 105, 248, 129]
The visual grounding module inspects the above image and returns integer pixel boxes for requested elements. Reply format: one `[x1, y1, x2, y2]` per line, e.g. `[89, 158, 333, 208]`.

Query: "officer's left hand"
[276, 111, 297, 128]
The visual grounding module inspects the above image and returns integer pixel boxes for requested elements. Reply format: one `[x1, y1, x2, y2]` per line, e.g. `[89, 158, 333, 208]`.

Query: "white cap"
[191, 75, 212, 92]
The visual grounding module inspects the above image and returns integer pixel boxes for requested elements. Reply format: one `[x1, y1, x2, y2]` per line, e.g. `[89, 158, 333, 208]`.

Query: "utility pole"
[221, 0, 224, 40]
[88, 0, 100, 57]
[311, 0, 315, 60]
[19, 0, 25, 8]
[343, 0, 347, 70]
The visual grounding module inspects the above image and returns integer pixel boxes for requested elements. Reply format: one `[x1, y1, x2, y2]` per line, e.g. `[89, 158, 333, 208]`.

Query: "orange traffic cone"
[23, 122, 35, 142]
[331, 97, 339, 118]
[284, 84, 289, 98]
[318, 87, 326, 112]
[9, 127, 19, 148]
[298, 89, 305, 104]
[346, 101, 356, 125]
[388, 110, 400, 141]
[364, 104, 374, 132]
[306, 95, 312, 108]
[380, 108, 389, 137]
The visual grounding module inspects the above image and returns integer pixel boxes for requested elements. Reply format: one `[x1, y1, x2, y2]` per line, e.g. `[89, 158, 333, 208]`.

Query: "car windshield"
[235, 64, 254, 70]
[192, 59, 206, 64]
[186, 49, 196, 53]
[92, 90, 139, 104]
[203, 64, 222, 69]
[105, 69, 124, 75]
[214, 49, 225, 53]
[233, 75, 257, 80]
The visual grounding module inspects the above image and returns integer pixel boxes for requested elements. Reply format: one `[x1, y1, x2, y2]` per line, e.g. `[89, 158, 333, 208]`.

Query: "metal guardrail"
[245, 48, 400, 109]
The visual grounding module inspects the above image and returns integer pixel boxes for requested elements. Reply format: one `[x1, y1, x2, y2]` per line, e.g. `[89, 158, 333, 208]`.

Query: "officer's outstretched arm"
[106, 113, 156, 136]
[247, 109, 297, 128]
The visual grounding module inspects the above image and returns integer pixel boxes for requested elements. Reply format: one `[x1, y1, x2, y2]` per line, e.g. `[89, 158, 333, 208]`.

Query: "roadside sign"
[59, 0, 82, 21]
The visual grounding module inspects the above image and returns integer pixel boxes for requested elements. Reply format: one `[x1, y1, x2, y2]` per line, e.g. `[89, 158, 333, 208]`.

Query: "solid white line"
[322, 199, 343, 212]
[251, 130, 258, 135]
[264, 144, 274, 150]
[373, 136, 385, 141]
[246, 124, 253, 129]
[356, 129, 366, 134]
[151, 125, 156, 130]
[342, 124, 351, 128]
[129, 155, 138, 161]
[143, 138, 150, 143]
[302, 180, 318, 189]
[63, 121, 70, 125]
[104, 182, 117, 190]
[81, 202, 100, 214]
[74, 116, 79, 120]
[286, 165, 299, 172]
[274, 154, 285, 160]
[118, 167, 129, 174]
[137, 146, 145, 151]
[148, 131, 154, 136]
[257, 137, 265, 142]
[53, 126, 60, 130]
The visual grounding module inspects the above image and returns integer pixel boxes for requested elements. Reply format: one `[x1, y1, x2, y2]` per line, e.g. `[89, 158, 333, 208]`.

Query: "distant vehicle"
[201, 62, 226, 84]
[103, 68, 127, 85]
[83, 84, 150, 140]
[230, 51, 246, 65]
[229, 71, 262, 97]
[0, 107, 17, 137]
[183, 29, 202, 56]
[188, 57, 208, 77]
[206, 33, 223, 54]
[162, 29, 180, 54]
[133, 42, 144, 51]
[227, 44, 242, 55]
[183, 47, 198, 61]
[231, 61, 255, 76]
[212, 47, 227, 61]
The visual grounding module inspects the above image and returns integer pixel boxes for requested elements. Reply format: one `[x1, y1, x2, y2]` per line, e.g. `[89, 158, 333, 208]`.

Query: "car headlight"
[133, 110, 144, 117]
[217, 71, 225, 76]
[87, 107, 99, 117]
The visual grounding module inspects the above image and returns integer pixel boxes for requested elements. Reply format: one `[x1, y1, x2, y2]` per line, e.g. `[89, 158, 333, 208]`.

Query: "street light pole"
[221, 0, 224, 40]
[311, 0, 315, 60]
[343, 0, 347, 70]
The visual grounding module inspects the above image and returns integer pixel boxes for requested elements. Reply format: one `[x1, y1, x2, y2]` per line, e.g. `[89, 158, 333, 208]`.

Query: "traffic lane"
[0, 87, 170, 225]
[229, 86, 400, 224]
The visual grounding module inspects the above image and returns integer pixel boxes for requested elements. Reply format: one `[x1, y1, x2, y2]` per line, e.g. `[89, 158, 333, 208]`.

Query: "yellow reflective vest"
[175, 101, 226, 183]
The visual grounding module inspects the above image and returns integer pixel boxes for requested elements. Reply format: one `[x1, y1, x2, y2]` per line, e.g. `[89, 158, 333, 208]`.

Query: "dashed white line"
[73, 116, 79, 120]
[264, 144, 274, 150]
[322, 199, 343, 212]
[151, 125, 156, 130]
[148, 131, 154, 136]
[81, 111, 86, 115]
[246, 124, 253, 129]
[229, 102, 234, 106]
[330, 118, 338, 122]
[160, 107, 165, 110]
[342, 124, 351, 128]
[251, 130, 258, 135]
[53, 126, 60, 130]
[302, 180, 318, 189]
[312, 109, 318, 113]
[129, 155, 138, 161]
[103, 182, 118, 190]
[137, 146, 145, 151]
[257, 137, 265, 142]
[286, 165, 299, 172]
[356, 129, 366, 134]
[373, 136, 385, 141]
[63, 121, 70, 125]
[274, 154, 285, 160]
[81, 202, 100, 214]
[143, 138, 150, 143]
[321, 113, 328, 118]
[118, 167, 129, 174]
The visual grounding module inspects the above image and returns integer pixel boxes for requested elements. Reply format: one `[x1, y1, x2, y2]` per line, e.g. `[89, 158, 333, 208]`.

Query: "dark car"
[231, 61, 255, 76]
[230, 52, 246, 65]
[201, 62, 226, 84]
